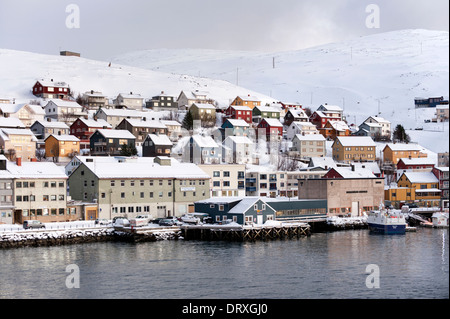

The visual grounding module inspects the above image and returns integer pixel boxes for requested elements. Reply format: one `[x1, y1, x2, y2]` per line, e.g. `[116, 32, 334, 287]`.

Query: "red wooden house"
[70, 117, 112, 148]
[257, 118, 283, 140]
[32, 80, 71, 99]
[309, 111, 341, 129]
[397, 158, 435, 170]
[224, 105, 253, 124]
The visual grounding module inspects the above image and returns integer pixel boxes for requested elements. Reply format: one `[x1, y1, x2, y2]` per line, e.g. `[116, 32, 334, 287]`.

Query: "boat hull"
[368, 222, 406, 235]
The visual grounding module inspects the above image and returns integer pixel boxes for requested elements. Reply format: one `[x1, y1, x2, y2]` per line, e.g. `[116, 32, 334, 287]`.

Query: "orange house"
[319, 120, 350, 140]
[45, 134, 80, 159]
[230, 95, 261, 110]
[387, 171, 441, 207]
[383, 143, 427, 164]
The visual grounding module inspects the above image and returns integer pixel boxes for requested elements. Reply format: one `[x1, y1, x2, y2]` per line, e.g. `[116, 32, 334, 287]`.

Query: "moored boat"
[367, 209, 407, 234]
[432, 212, 449, 228]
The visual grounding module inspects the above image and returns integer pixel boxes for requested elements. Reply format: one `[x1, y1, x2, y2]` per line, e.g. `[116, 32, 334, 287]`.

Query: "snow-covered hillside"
[110, 29, 449, 153]
[0, 49, 276, 109]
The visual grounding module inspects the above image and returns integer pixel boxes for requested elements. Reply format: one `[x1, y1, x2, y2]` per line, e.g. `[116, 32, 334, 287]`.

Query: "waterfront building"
[197, 164, 246, 197]
[68, 156, 210, 219]
[0, 156, 68, 224]
[298, 165, 384, 216]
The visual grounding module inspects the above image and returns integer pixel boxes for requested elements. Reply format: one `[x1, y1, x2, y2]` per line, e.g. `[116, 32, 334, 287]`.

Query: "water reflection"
[0, 229, 448, 299]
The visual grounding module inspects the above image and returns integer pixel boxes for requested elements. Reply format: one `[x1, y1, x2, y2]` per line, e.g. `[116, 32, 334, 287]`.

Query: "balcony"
[246, 178, 256, 183]
[246, 187, 257, 192]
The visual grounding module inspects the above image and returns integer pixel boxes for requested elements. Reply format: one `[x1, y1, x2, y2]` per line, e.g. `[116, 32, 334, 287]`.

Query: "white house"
[222, 136, 254, 164]
[291, 134, 326, 158]
[44, 99, 85, 123]
[362, 115, 391, 139]
[286, 121, 319, 141]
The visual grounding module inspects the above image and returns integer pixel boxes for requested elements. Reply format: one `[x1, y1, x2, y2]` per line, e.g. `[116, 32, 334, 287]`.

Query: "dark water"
[0, 228, 448, 299]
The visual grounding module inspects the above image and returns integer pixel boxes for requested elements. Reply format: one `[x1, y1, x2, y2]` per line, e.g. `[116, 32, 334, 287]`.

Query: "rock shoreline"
[0, 228, 182, 249]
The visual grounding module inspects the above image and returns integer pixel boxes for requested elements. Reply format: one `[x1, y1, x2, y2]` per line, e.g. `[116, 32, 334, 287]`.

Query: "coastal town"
[0, 64, 448, 240]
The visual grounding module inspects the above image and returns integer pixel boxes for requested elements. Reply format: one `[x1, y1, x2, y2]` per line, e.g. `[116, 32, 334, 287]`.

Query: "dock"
[181, 222, 311, 242]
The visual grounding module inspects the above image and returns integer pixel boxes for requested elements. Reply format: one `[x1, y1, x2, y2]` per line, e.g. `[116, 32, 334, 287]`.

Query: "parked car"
[112, 217, 130, 228]
[23, 220, 45, 229]
[95, 218, 110, 225]
[159, 218, 181, 226]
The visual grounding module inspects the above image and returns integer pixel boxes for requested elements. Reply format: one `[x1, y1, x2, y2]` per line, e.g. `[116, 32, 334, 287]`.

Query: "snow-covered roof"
[33, 120, 69, 129]
[308, 157, 337, 169]
[400, 171, 438, 184]
[335, 136, 376, 147]
[330, 167, 377, 178]
[398, 157, 435, 166]
[228, 105, 252, 111]
[318, 104, 343, 112]
[160, 120, 181, 126]
[0, 161, 67, 179]
[46, 99, 82, 108]
[294, 134, 325, 141]
[36, 80, 69, 88]
[46, 134, 80, 142]
[0, 117, 26, 128]
[0, 128, 38, 141]
[224, 136, 253, 144]
[261, 118, 283, 127]
[117, 93, 143, 99]
[97, 108, 152, 117]
[80, 161, 210, 179]
[77, 118, 112, 128]
[255, 106, 280, 113]
[95, 129, 135, 139]
[328, 120, 350, 131]
[191, 103, 216, 109]
[385, 143, 423, 151]
[191, 135, 219, 148]
[227, 197, 274, 215]
[123, 118, 167, 129]
[146, 134, 173, 146]
[224, 119, 249, 127]
[237, 95, 260, 102]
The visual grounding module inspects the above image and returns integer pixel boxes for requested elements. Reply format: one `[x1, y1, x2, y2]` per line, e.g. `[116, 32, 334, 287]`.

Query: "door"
[256, 215, 263, 225]
[351, 202, 359, 217]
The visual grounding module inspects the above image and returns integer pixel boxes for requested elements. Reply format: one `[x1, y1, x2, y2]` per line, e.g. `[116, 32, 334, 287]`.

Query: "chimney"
[351, 164, 355, 171]
[16, 157, 22, 167]
[91, 90, 94, 94]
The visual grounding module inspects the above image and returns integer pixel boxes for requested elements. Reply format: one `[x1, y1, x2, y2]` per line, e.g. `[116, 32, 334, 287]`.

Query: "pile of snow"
[326, 216, 368, 226]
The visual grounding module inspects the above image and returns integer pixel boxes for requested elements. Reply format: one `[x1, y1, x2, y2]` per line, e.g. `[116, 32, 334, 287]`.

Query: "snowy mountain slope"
[109, 29, 449, 153]
[111, 31, 448, 117]
[0, 49, 276, 109]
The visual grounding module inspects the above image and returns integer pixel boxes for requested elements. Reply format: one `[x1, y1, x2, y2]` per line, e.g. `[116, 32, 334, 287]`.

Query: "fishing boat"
[367, 208, 407, 234]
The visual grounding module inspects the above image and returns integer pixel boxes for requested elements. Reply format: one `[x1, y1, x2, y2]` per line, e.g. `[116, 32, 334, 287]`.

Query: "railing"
[0, 221, 102, 233]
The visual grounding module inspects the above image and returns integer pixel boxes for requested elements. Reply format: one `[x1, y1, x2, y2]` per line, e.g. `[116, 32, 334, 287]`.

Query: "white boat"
[367, 209, 407, 234]
[432, 212, 449, 228]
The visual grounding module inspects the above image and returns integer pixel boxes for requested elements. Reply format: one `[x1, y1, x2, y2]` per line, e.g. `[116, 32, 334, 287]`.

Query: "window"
[213, 171, 220, 177]
[121, 192, 125, 198]
[121, 180, 125, 187]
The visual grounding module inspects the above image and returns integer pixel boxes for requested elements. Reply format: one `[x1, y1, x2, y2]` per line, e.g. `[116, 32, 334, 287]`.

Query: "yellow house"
[388, 171, 441, 207]
[383, 143, 427, 164]
[332, 136, 376, 163]
[230, 95, 261, 110]
[0, 128, 37, 161]
[45, 134, 80, 158]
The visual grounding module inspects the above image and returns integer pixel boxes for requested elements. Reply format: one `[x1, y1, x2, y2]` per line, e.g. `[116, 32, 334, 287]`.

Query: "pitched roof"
[95, 129, 135, 139]
[146, 134, 173, 146]
[384, 143, 423, 151]
[260, 118, 283, 127]
[401, 171, 439, 184]
[223, 119, 249, 127]
[45, 134, 80, 142]
[79, 161, 210, 179]
[335, 136, 376, 147]
[191, 135, 219, 148]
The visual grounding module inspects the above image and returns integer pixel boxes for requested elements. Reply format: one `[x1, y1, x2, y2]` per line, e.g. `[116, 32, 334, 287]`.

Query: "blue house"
[183, 134, 221, 164]
[220, 119, 250, 140]
[194, 197, 276, 225]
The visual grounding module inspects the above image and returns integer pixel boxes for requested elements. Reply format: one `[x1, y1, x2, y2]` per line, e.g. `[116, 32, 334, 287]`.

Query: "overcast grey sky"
[0, 0, 448, 60]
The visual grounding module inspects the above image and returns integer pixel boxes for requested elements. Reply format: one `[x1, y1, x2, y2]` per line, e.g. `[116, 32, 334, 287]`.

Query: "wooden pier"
[181, 222, 311, 242]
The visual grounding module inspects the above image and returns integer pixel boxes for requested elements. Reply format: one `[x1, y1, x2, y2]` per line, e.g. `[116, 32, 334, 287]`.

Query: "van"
[130, 214, 153, 227]
[23, 220, 45, 229]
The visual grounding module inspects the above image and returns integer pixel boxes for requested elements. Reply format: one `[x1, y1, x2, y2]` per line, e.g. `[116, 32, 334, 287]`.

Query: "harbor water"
[0, 228, 448, 299]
